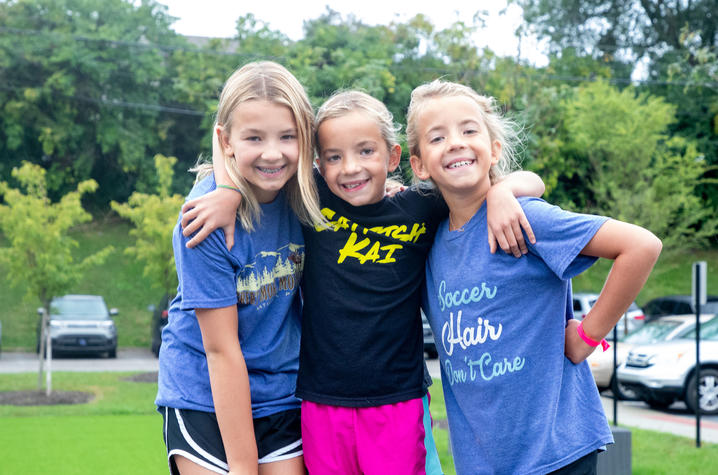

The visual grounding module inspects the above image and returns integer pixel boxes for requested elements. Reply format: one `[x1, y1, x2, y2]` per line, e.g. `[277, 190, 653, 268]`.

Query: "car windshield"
[51, 298, 108, 320]
[622, 320, 683, 344]
[683, 317, 718, 341]
[703, 302, 718, 314]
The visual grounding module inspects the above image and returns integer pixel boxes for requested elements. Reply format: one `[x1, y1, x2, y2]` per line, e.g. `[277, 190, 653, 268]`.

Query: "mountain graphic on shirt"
[237, 242, 304, 293]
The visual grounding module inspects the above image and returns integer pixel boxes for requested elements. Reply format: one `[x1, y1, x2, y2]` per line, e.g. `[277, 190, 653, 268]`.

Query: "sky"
[155, 0, 548, 66]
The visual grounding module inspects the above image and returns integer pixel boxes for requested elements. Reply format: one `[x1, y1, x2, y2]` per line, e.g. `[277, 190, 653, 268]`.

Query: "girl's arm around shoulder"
[486, 171, 546, 257]
[196, 305, 258, 474]
[182, 126, 242, 250]
[564, 220, 662, 364]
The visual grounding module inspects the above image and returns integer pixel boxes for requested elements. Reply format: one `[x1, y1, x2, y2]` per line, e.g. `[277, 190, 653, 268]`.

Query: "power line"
[0, 84, 208, 117]
[0, 26, 274, 59]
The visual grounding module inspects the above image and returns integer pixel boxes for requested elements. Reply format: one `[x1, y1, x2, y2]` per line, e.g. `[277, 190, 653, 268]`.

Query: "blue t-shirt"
[156, 175, 305, 418]
[423, 197, 613, 475]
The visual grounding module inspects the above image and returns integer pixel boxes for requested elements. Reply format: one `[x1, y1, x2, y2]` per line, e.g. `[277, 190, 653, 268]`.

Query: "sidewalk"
[601, 396, 718, 444]
[0, 348, 158, 373]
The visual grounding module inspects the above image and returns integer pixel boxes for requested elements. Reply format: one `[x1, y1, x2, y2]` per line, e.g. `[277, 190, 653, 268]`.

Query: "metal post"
[613, 324, 618, 425]
[46, 324, 52, 397]
[695, 263, 701, 448]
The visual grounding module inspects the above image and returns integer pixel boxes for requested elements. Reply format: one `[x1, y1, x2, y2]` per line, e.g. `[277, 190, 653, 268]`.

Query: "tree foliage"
[514, 0, 717, 65]
[0, 0, 201, 206]
[0, 0, 716, 253]
[111, 154, 184, 296]
[562, 80, 718, 250]
[0, 161, 113, 389]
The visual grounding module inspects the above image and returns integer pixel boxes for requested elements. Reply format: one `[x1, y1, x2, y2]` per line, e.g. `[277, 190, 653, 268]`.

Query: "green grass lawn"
[0, 371, 165, 474]
[1, 372, 716, 474]
[2, 414, 166, 475]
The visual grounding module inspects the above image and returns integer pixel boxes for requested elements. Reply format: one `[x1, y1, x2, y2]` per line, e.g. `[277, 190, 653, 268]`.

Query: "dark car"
[642, 295, 718, 321]
[37, 295, 118, 358]
[150, 293, 172, 357]
[421, 311, 438, 359]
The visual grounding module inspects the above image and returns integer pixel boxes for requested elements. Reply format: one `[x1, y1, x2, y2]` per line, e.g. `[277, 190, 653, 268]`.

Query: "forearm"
[197, 306, 258, 473]
[582, 224, 662, 341]
[206, 347, 258, 473]
[494, 171, 545, 198]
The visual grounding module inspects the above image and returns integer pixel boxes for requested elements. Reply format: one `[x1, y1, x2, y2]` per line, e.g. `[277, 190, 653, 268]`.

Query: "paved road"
[426, 356, 718, 444]
[0, 348, 158, 373]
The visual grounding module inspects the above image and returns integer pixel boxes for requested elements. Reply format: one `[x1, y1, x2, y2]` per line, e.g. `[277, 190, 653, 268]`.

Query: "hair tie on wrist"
[577, 321, 610, 352]
[217, 184, 241, 193]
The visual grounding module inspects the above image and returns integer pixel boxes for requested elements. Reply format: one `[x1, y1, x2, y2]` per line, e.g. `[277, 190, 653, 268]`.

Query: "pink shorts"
[301, 397, 428, 475]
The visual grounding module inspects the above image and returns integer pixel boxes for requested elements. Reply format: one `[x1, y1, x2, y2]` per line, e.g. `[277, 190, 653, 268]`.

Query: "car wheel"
[108, 347, 117, 359]
[685, 368, 718, 416]
[610, 375, 638, 401]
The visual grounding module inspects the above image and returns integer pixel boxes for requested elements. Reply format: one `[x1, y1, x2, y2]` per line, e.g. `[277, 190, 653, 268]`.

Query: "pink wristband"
[577, 321, 610, 352]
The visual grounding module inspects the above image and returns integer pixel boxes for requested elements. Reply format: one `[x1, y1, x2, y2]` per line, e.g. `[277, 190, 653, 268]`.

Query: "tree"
[0, 0, 192, 207]
[562, 80, 718, 250]
[514, 0, 718, 69]
[111, 154, 184, 297]
[0, 162, 113, 393]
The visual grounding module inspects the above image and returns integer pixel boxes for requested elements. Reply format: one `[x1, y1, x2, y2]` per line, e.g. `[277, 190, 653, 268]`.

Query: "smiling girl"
[408, 79, 662, 474]
[155, 61, 323, 475]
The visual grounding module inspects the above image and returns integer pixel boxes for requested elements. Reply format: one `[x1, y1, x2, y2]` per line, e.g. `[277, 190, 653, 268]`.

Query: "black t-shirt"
[296, 171, 448, 407]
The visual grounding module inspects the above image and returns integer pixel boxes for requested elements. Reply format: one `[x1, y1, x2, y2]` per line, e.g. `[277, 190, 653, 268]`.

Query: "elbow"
[641, 230, 663, 263]
[204, 341, 242, 362]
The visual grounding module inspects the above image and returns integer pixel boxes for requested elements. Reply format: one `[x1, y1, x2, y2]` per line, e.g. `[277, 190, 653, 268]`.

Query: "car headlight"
[99, 321, 115, 329]
[49, 321, 65, 329]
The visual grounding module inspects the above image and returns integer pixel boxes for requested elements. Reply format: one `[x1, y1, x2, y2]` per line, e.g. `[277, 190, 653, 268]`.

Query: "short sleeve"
[521, 197, 609, 280]
[174, 225, 239, 311]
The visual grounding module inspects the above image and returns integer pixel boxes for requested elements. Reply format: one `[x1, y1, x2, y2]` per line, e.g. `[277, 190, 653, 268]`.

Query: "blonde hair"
[315, 90, 401, 153]
[406, 79, 521, 185]
[197, 61, 323, 232]
[314, 90, 404, 187]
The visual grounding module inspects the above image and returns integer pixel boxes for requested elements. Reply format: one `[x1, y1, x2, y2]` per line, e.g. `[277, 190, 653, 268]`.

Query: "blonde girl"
[155, 61, 321, 475]
[409, 79, 662, 474]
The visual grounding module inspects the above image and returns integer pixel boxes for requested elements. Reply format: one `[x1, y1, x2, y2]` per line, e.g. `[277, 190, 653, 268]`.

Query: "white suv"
[616, 315, 718, 415]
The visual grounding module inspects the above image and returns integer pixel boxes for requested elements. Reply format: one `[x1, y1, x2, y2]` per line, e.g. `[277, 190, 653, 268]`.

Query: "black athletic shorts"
[547, 450, 598, 475]
[160, 406, 303, 474]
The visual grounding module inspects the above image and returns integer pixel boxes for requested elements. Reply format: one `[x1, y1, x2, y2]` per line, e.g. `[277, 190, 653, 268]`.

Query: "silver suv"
[37, 295, 118, 358]
[617, 315, 718, 415]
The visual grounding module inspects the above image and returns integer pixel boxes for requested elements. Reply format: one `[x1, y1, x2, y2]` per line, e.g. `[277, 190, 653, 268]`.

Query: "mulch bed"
[0, 390, 93, 406]
[122, 371, 158, 383]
